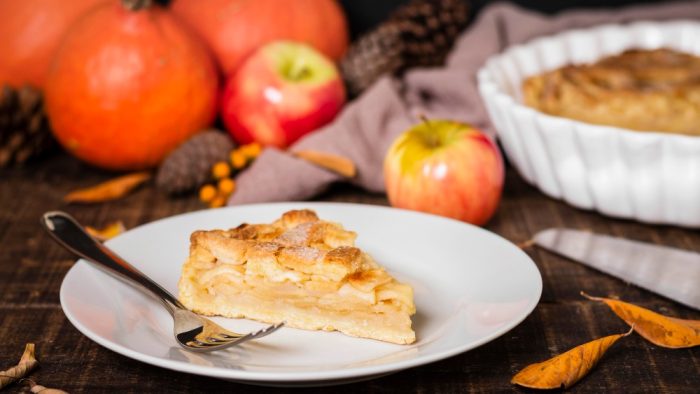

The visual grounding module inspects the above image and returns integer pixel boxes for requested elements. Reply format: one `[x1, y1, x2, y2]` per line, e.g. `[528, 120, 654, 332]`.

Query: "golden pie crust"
[178, 209, 416, 344]
[522, 49, 700, 135]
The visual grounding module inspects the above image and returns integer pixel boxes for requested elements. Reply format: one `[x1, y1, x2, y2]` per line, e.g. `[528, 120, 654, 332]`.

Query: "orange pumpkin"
[0, 0, 107, 88]
[45, 0, 218, 171]
[172, 0, 349, 76]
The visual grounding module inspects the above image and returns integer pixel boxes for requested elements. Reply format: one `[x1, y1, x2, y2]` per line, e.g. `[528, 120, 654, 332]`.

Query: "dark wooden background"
[339, 0, 670, 38]
[1, 154, 698, 393]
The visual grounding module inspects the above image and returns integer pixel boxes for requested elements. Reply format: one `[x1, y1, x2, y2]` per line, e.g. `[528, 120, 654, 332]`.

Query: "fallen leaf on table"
[293, 150, 357, 178]
[511, 327, 632, 390]
[64, 172, 151, 204]
[516, 239, 535, 249]
[582, 292, 700, 348]
[27, 380, 69, 394]
[86, 221, 126, 241]
[0, 343, 38, 389]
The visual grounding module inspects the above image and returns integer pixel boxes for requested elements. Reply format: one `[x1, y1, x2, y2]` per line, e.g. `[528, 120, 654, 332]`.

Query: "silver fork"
[41, 211, 284, 353]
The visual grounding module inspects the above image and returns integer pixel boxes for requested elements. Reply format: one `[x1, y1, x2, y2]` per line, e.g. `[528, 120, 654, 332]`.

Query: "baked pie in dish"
[179, 209, 416, 344]
[522, 48, 700, 135]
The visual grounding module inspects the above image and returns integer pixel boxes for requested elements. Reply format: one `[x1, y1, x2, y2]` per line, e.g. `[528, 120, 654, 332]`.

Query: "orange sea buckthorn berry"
[230, 150, 247, 169]
[212, 161, 231, 179]
[241, 142, 262, 158]
[218, 178, 236, 195]
[209, 195, 226, 208]
[198, 184, 217, 203]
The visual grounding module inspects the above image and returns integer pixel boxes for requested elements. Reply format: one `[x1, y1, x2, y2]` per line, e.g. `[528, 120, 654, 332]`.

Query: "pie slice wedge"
[178, 209, 416, 344]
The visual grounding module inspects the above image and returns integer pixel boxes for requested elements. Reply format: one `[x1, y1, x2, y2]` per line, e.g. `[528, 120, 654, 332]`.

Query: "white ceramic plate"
[60, 203, 541, 386]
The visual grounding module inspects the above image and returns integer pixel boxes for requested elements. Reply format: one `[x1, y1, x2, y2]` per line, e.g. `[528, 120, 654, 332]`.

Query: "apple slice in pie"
[178, 209, 416, 344]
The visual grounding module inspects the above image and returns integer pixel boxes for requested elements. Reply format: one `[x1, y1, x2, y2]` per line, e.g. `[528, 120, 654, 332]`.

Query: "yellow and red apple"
[384, 120, 504, 226]
[221, 41, 346, 148]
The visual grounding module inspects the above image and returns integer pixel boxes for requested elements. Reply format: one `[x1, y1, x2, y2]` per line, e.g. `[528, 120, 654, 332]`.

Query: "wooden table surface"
[1, 154, 698, 393]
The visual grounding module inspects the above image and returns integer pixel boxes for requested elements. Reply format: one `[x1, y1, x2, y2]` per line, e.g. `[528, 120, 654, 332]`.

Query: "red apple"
[384, 120, 505, 226]
[221, 41, 346, 148]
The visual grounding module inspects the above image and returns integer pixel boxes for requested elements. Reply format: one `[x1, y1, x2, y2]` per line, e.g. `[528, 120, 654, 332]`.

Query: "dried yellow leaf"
[86, 221, 126, 241]
[293, 150, 356, 178]
[64, 172, 151, 204]
[28, 381, 69, 394]
[583, 292, 700, 348]
[0, 343, 38, 389]
[511, 328, 632, 389]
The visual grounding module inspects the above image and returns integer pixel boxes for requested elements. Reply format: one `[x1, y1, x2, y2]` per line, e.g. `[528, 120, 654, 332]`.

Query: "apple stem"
[419, 114, 441, 148]
[122, 0, 153, 10]
[288, 61, 311, 82]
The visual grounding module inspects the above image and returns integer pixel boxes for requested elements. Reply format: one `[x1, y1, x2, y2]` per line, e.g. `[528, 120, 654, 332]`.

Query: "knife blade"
[533, 228, 700, 310]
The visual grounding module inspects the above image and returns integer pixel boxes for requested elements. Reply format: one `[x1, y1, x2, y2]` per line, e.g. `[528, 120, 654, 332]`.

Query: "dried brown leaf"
[0, 343, 38, 389]
[86, 221, 126, 241]
[64, 172, 151, 204]
[28, 381, 69, 394]
[582, 292, 700, 348]
[511, 328, 632, 389]
[293, 150, 356, 178]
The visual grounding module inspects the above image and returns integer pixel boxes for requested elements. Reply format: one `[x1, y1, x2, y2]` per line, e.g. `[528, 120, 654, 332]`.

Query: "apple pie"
[178, 209, 416, 344]
[522, 49, 700, 135]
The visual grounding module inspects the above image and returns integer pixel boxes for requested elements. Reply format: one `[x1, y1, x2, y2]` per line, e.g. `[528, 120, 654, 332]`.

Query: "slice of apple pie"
[179, 209, 416, 344]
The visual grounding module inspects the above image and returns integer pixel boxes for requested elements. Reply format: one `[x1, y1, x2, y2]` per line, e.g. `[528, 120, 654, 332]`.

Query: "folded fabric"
[230, 1, 700, 205]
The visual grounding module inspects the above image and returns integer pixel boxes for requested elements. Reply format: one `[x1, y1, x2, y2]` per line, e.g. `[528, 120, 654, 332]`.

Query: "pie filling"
[178, 209, 416, 344]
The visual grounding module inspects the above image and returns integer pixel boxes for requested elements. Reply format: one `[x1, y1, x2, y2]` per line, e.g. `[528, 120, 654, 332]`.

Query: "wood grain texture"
[0, 154, 698, 393]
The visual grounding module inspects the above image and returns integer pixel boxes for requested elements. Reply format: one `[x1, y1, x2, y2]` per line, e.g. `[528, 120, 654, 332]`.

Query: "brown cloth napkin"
[230, 1, 700, 205]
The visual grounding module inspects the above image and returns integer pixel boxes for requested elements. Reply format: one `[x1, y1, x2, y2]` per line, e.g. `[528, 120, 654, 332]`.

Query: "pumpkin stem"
[122, 0, 153, 11]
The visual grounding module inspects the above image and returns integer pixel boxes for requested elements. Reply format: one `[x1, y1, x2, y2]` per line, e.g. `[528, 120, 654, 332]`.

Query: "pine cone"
[0, 84, 55, 167]
[341, 24, 406, 96]
[341, 0, 470, 97]
[156, 130, 235, 195]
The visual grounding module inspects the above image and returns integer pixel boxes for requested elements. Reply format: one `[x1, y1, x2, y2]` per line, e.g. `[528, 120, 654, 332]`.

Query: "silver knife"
[534, 228, 700, 310]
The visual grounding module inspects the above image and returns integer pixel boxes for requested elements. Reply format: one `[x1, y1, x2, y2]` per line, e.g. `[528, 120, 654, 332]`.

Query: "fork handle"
[42, 211, 186, 313]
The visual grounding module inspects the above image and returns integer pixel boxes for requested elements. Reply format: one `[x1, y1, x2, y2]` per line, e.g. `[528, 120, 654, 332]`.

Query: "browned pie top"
[190, 209, 367, 282]
[522, 49, 700, 135]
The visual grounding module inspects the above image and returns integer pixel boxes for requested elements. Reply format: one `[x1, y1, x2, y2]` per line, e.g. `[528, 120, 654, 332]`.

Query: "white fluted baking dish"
[477, 20, 700, 227]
